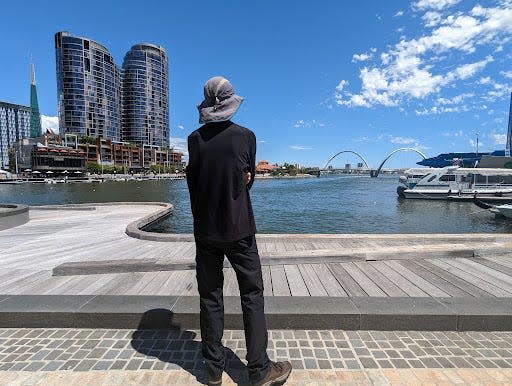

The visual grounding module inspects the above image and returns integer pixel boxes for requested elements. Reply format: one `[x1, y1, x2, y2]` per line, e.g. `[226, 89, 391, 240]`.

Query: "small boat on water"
[397, 165, 512, 201]
[473, 195, 512, 218]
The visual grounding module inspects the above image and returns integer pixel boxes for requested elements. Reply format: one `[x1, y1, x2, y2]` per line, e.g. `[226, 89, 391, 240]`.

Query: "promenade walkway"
[2, 203, 512, 302]
[2, 203, 512, 384]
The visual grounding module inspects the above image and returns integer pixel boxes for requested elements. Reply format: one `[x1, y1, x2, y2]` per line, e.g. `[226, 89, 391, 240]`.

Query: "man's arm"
[247, 132, 256, 190]
[185, 136, 197, 206]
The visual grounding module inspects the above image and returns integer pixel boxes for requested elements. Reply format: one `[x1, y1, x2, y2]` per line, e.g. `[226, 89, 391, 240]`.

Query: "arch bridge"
[321, 148, 427, 177]
[322, 150, 370, 170]
[370, 148, 427, 177]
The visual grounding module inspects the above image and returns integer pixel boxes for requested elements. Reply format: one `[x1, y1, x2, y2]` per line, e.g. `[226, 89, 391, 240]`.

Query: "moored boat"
[398, 166, 512, 200]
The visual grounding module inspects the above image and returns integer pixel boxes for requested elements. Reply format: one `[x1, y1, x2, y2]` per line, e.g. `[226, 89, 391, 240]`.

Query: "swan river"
[1, 175, 512, 234]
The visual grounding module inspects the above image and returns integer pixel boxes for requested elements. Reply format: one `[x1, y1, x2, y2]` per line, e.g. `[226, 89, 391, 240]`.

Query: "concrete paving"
[0, 328, 512, 385]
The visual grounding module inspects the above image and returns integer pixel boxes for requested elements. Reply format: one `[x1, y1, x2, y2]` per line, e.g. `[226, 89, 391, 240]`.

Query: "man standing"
[186, 76, 292, 386]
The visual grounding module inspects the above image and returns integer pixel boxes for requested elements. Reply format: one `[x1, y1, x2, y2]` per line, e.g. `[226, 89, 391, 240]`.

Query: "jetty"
[1, 202, 512, 331]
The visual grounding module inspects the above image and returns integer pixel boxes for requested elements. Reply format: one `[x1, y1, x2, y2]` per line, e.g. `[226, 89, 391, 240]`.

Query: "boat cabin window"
[412, 174, 425, 178]
[439, 174, 456, 182]
[427, 175, 437, 182]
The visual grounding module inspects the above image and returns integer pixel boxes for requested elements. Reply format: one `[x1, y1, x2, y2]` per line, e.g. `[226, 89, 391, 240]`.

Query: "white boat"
[496, 204, 512, 218]
[398, 168, 432, 189]
[397, 166, 512, 200]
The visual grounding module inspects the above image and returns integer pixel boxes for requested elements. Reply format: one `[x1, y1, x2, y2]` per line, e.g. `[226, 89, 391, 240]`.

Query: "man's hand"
[245, 172, 252, 185]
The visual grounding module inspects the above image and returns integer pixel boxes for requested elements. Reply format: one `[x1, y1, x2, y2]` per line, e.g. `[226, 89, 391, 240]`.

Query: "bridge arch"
[322, 150, 370, 170]
[372, 148, 427, 177]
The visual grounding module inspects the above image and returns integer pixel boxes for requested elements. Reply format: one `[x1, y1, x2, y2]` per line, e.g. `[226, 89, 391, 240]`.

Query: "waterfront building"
[122, 44, 169, 148]
[256, 160, 277, 174]
[0, 102, 31, 170]
[29, 63, 42, 138]
[55, 31, 122, 141]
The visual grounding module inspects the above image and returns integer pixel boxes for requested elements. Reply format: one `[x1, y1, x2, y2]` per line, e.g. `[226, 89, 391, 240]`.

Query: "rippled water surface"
[1, 175, 511, 233]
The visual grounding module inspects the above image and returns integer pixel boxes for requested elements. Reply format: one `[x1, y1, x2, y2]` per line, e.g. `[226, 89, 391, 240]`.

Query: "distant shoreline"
[255, 174, 316, 179]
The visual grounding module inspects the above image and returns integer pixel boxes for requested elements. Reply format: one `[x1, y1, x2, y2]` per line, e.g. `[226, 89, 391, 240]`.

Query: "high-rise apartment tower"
[122, 44, 169, 148]
[55, 32, 122, 141]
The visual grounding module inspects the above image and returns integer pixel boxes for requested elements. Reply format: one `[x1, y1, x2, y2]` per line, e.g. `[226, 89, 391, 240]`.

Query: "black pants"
[195, 235, 270, 382]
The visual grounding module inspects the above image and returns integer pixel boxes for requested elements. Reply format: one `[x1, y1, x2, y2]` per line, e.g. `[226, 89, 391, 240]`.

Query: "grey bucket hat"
[198, 76, 244, 124]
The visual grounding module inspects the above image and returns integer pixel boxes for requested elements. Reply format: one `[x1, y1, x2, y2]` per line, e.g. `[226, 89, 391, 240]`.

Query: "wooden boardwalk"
[2, 204, 512, 299]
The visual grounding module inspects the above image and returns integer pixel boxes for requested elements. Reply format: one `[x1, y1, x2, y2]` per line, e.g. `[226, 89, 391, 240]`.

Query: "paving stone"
[41, 361, 64, 371]
[92, 361, 113, 370]
[75, 359, 97, 371]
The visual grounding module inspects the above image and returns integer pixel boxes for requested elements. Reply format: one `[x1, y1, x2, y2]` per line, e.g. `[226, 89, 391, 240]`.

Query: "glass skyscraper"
[55, 31, 122, 141]
[0, 102, 31, 170]
[55, 32, 169, 148]
[122, 44, 169, 148]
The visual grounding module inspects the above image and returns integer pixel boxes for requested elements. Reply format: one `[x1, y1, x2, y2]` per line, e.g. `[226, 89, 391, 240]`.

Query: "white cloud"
[290, 145, 312, 150]
[335, 3, 512, 110]
[258, 140, 267, 144]
[390, 136, 416, 145]
[170, 137, 188, 156]
[176, 124, 185, 130]
[40, 115, 59, 134]
[335, 80, 348, 92]
[469, 138, 484, 149]
[422, 11, 442, 27]
[352, 53, 373, 62]
[293, 119, 325, 128]
[501, 70, 512, 79]
[437, 92, 474, 105]
[394, 10, 404, 17]
[414, 0, 461, 11]
[493, 133, 507, 145]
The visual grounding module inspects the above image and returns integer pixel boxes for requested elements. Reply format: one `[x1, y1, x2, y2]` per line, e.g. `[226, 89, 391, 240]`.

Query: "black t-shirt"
[186, 121, 257, 242]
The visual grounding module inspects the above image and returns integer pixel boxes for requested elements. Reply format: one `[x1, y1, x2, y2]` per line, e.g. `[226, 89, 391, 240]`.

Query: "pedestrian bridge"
[322, 147, 427, 177]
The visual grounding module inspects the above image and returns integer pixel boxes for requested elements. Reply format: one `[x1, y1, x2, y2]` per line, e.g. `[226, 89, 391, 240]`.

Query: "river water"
[1, 175, 511, 234]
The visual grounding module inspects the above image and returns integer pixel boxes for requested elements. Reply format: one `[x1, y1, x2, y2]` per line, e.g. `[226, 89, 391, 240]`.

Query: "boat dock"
[1, 203, 512, 331]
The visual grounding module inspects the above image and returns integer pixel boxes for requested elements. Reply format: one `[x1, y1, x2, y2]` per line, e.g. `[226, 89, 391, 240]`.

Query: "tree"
[7, 148, 16, 173]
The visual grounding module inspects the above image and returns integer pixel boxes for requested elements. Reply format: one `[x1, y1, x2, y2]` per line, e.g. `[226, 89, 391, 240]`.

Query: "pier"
[1, 202, 512, 331]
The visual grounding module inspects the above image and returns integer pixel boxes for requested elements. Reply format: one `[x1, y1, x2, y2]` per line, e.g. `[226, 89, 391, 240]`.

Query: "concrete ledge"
[0, 204, 29, 231]
[52, 248, 476, 276]
[0, 295, 511, 331]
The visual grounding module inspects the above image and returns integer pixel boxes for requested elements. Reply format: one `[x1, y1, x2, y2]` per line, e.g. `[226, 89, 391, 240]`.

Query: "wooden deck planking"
[270, 266, 291, 296]
[312, 264, 347, 297]
[370, 261, 429, 297]
[414, 260, 494, 297]
[284, 265, 309, 296]
[101, 272, 146, 295]
[262, 266, 272, 297]
[1, 271, 50, 294]
[354, 262, 408, 297]
[298, 264, 328, 296]
[399, 260, 474, 297]
[342, 262, 387, 297]
[327, 263, 368, 297]
[428, 259, 511, 297]
[383, 261, 450, 297]
[223, 268, 239, 296]
[448, 258, 512, 294]
[471, 257, 512, 277]
[484, 256, 512, 269]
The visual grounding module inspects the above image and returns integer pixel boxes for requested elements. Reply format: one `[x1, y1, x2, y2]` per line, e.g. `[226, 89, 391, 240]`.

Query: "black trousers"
[195, 235, 270, 382]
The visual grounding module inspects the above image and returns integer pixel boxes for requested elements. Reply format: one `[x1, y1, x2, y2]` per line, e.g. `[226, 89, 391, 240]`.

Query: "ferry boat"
[397, 166, 512, 201]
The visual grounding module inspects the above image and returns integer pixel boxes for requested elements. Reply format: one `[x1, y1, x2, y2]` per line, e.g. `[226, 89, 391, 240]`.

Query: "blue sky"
[1, 0, 512, 168]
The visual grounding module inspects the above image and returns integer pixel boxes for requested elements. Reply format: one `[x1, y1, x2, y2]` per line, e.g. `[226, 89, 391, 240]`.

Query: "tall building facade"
[55, 31, 122, 141]
[122, 44, 169, 148]
[0, 102, 31, 169]
[55, 32, 169, 150]
[507, 92, 512, 157]
[29, 63, 42, 138]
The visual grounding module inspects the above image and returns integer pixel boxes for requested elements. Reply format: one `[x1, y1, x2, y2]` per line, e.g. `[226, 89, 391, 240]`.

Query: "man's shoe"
[208, 373, 222, 386]
[252, 361, 292, 386]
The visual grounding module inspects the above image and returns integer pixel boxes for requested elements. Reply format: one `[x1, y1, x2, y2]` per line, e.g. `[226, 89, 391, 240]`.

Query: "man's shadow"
[130, 309, 249, 385]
